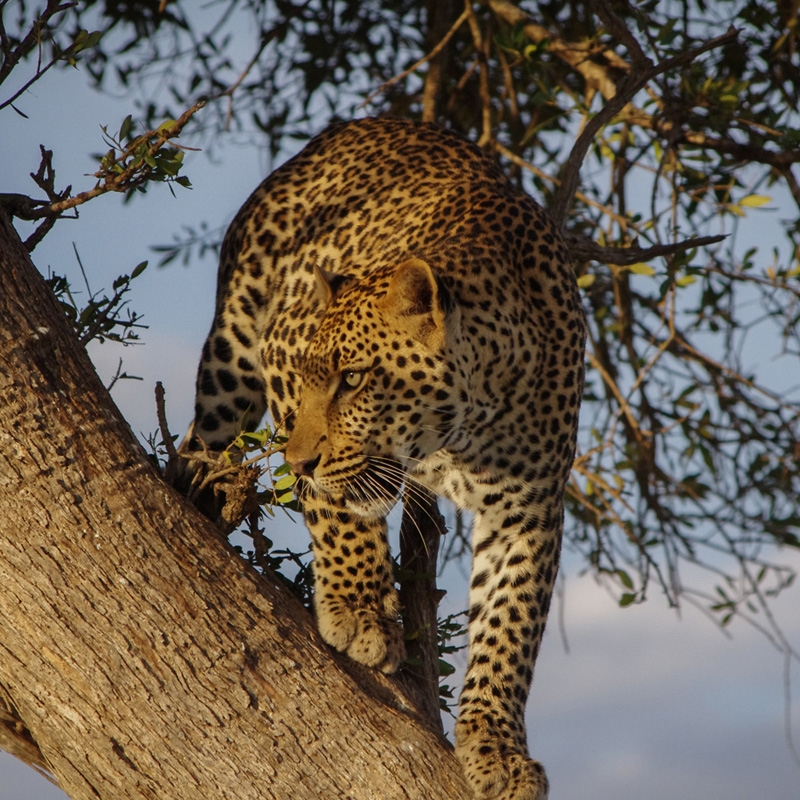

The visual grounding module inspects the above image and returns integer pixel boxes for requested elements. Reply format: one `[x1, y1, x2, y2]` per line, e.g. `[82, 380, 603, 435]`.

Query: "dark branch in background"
[360, 6, 468, 111]
[549, 23, 740, 227]
[564, 232, 727, 267]
[484, 0, 629, 102]
[398, 489, 448, 730]
[0, 0, 78, 105]
[420, 0, 463, 123]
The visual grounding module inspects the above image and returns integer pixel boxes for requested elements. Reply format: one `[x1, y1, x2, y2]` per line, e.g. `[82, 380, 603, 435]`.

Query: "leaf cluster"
[46, 249, 148, 348]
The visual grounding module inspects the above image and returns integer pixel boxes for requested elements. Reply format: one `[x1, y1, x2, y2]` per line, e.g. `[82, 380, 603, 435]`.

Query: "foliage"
[435, 613, 469, 714]
[3, 1, 800, 658]
[0, 3, 199, 251]
[46, 249, 148, 348]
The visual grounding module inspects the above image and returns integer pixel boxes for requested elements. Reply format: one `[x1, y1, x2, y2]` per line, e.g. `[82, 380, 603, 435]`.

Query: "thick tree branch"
[399, 489, 448, 729]
[0, 690, 52, 776]
[564, 231, 727, 266]
[0, 209, 469, 799]
[485, 0, 627, 101]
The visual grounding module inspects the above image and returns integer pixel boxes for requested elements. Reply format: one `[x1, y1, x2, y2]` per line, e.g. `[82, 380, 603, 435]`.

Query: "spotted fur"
[188, 118, 586, 799]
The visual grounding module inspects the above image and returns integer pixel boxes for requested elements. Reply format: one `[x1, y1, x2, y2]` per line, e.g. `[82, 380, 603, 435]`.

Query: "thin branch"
[155, 381, 180, 484]
[465, 1, 492, 146]
[0, 1, 80, 111]
[219, 17, 293, 131]
[485, 0, 625, 101]
[360, 7, 469, 108]
[550, 26, 740, 226]
[15, 100, 206, 224]
[0, 0, 76, 88]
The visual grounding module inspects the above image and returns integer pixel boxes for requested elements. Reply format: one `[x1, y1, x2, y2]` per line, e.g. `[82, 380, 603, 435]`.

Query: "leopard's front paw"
[315, 596, 406, 673]
[455, 718, 548, 800]
[346, 609, 406, 673]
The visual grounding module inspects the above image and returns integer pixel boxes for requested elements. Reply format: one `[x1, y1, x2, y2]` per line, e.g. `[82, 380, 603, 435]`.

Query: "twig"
[12, 100, 206, 237]
[220, 21, 290, 131]
[360, 6, 469, 108]
[155, 382, 180, 483]
[48, 100, 206, 215]
[21, 147, 73, 250]
[0, 0, 77, 93]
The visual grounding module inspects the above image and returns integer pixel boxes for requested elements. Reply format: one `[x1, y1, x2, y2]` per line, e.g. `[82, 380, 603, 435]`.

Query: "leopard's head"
[284, 258, 464, 518]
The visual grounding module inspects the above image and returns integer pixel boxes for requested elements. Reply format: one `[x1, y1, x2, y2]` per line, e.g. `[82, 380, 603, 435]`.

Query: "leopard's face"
[284, 260, 465, 518]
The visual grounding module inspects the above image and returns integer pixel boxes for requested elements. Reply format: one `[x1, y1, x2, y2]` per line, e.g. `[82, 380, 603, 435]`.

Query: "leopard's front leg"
[455, 499, 562, 800]
[302, 492, 405, 673]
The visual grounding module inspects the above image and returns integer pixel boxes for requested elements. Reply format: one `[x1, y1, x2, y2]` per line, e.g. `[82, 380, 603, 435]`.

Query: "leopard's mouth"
[294, 456, 405, 518]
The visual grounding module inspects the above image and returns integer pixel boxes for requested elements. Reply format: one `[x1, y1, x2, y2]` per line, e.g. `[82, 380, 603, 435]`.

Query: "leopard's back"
[195, 118, 575, 447]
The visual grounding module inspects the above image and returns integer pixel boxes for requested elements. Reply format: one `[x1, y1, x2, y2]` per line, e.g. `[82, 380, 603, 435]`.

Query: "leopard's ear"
[378, 258, 449, 347]
[313, 264, 352, 307]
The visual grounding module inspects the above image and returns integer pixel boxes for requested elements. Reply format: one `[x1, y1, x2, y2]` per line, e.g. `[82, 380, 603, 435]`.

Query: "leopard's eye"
[339, 369, 365, 393]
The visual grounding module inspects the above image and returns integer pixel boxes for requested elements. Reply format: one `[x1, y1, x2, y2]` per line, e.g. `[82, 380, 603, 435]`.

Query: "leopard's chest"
[410, 446, 515, 514]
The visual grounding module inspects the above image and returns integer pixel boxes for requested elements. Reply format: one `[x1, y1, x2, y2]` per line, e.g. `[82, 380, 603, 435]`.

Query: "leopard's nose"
[289, 453, 321, 478]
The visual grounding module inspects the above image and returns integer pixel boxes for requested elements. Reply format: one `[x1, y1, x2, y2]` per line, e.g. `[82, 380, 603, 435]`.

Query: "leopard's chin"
[341, 495, 397, 519]
[340, 459, 404, 518]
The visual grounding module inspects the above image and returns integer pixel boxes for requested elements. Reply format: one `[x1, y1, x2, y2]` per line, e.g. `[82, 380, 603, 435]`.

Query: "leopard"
[184, 117, 586, 800]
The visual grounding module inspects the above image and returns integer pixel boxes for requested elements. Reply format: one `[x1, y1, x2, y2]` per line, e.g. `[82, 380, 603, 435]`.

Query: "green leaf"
[274, 474, 296, 492]
[119, 115, 133, 140]
[84, 30, 103, 49]
[619, 593, 636, 607]
[238, 430, 269, 447]
[131, 260, 148, 279]
[616, 570, 634, 590]
[438, 658, 456, 677]
[276, 491, 295, 505]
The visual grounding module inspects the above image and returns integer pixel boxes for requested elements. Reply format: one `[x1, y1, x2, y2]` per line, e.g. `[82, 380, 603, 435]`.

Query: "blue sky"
[2, 47, 800, 800]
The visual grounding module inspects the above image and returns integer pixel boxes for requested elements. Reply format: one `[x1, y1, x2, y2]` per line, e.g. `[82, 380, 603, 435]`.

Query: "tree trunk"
[0, 209, 470, 800]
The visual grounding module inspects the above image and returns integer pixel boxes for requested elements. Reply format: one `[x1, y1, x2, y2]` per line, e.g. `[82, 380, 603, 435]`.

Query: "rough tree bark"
[0, 209, 471, 798]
